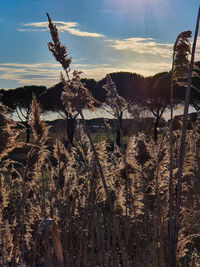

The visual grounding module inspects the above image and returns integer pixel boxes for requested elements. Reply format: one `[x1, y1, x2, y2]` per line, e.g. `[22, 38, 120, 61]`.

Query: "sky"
[0, 0, 200, 90]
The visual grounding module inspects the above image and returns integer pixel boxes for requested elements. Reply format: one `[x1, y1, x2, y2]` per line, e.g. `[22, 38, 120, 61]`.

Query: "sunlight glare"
[104, 0, 171, 20]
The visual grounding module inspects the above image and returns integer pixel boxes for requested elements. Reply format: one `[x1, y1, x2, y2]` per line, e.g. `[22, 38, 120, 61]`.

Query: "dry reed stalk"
[103, 75, 130, 212]
[19, 95, 50, 265]
[46, 13, 134, 266]
[0, 102, 21, 162]
[44, 11, 200, 266]
[0, 100, 24, 265]
[46, 13, 113, 212]
[169, 29, 192, 267]
[53, 139, 69, 197]
[173, 7, 200, 266]
[103, 75, 137, 258]
[46, 219, 64, 266]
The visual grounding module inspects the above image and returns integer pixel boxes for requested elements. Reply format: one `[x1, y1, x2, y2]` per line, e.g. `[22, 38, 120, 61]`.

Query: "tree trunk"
[153, 116, 159, 143]
[24, 122, 31, 143]
[66, 114, 76, 146]
[116, 111, 123, 146]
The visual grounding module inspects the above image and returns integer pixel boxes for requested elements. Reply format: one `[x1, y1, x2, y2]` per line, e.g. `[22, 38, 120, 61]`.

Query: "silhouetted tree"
[40, 82, 74, 146]
[96, 72, 144, 145]
[134, 72, 171, 142]
[1, 85, 46, 142]
[96, 72, 144, 102]
[40, 79, 98, 146]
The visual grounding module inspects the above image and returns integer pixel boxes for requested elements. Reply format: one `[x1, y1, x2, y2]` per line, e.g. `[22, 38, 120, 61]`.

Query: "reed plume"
[46, 12, 71, 72]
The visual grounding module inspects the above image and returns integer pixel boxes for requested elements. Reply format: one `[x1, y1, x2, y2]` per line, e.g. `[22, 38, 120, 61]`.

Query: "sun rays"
[103, 0, 171, 21]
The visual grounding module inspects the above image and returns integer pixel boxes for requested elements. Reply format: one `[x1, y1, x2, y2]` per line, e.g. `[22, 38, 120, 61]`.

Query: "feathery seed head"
[135, 139, 150, 166]
[25, 95, 49, 182]
[0, 102, 20, 161]
[61, 70, 96, 113]
[46, 13, 72, 71]
[173, 30, 192, 80]
[30, 94, 50, 145]
[177, 30, 192, 40]
[54, 139, 69, 163]
[103, 74, 127, 116]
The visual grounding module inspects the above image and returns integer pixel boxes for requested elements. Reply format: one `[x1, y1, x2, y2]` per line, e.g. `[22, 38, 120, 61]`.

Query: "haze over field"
[0, 0, 200, 89]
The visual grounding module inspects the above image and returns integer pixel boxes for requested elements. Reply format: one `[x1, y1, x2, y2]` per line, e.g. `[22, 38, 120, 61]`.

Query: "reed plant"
[1, 10, 200, 267]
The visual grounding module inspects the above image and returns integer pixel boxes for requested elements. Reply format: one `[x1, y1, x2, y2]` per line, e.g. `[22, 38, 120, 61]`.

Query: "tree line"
[0, 67, 200, 144]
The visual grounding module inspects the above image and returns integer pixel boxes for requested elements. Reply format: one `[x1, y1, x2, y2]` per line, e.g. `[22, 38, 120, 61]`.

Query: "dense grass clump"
[1, 97, 200, 266]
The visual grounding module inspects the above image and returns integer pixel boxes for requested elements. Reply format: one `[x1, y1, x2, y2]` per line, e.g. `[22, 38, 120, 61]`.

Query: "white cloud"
[18, 21, 104, 38]
[109, 37, 173, 58]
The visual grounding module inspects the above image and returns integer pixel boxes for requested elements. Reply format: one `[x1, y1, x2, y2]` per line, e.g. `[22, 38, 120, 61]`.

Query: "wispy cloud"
[80, 62, 171, 80]
[0, 62, 61, 88]
[18, 21, 104, 38]
[0, 60, 172, 89]
[0, 35, 176, 88]
[0, 62, 116, 87]
[109, 37, 173, 58]
[0, 62, 60, 68]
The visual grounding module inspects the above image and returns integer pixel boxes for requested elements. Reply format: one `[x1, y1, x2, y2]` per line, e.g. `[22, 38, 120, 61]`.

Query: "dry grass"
[0, 96, 200, 266]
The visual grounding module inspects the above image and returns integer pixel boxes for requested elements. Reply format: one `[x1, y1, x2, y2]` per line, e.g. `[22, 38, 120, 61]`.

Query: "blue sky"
[0, 0, 199, 89]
